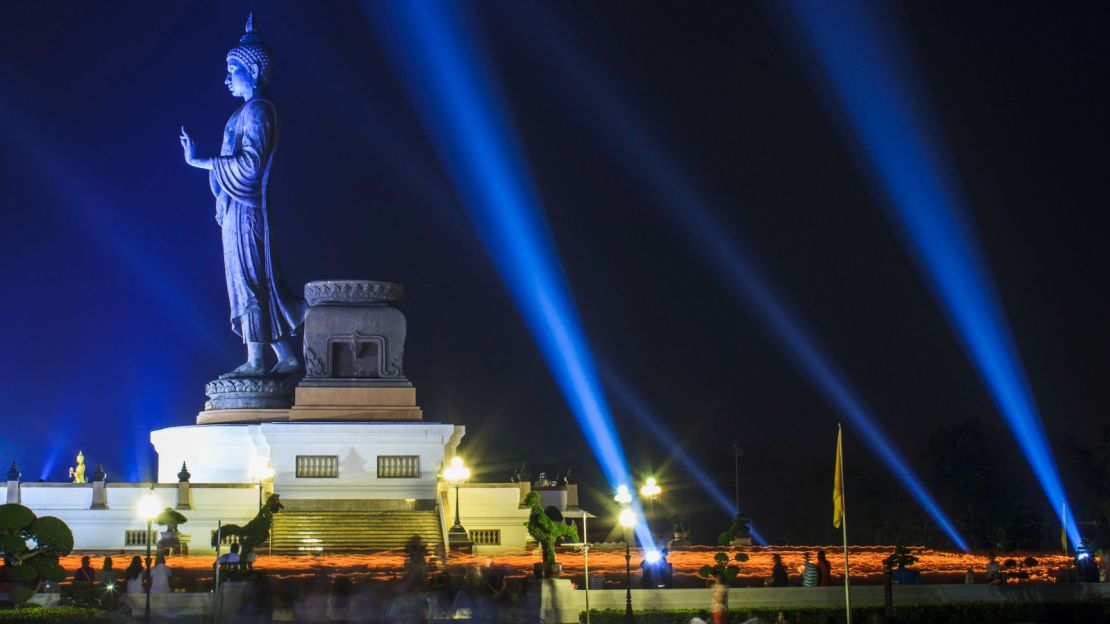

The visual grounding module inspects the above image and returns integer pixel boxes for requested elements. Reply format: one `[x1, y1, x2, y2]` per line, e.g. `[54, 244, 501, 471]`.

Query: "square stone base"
[197, 384, 424, 423]
[289, 385, 422, 421]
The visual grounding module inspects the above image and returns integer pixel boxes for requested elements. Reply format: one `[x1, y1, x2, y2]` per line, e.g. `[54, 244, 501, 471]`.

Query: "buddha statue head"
[225, 13, 273, 97]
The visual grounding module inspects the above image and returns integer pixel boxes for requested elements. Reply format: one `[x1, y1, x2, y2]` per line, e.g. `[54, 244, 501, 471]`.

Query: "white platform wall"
[150, 422, 464, 500]
[448, 483, 532, 554]
[13, 483, 258, 554]
[10, 422, 588, 554]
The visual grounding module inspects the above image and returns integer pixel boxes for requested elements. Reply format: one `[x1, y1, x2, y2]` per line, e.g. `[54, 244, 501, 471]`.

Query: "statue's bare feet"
[270, 357, 300, 376]
[219, 361, 266, 379]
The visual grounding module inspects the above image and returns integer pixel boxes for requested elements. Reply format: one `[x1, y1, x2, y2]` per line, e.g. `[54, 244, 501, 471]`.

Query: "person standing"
[801, 552, 819, 587]
[815, 550, 832, 586]
[985, 553, 1002, 584]
[710, 577, 728, 624]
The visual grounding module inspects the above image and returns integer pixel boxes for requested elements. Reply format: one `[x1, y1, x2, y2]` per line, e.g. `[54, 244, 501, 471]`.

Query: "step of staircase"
[270, 509, 444, 554]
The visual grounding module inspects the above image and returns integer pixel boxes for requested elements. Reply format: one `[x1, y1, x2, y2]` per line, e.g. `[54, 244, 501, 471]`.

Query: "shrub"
[716, 513, 751, 545]
[523, 491, 578, 572]
[697, 551, 749, 585]
[212, 493, 282, 556]
[57, 582, 103, 609]
[0, 607, 111, 623]
[581, 601, 1110, 624]
[5, 587, 33, 607]
[884, 544, 919, 568]
[27, 517, 73, 555]
[0, 505, 74, 606]
[0, 504, 36, 531]
[155, 507, 188, 532]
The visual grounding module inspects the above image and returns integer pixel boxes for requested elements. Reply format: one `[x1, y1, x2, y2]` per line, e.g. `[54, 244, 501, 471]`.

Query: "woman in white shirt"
[149, 554, 172, 594]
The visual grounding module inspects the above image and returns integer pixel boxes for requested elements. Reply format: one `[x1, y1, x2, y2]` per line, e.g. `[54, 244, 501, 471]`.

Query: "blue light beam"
[499, 4, 969, 550]
[363, 1, 654, 547]
[770, 0, 1080, 547]
[604, 369, 769, 546]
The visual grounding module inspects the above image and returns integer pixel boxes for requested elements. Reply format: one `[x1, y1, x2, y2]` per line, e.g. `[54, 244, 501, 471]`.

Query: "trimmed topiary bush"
[523, 490, 578, 578]
[211, 493, 282, 557]
[0, 504, 74, 606]
[155, 507, 188, 532]
[698, 551, 750, 585]
[27, 517, 74, 555]
[717, 513, 751, 545]
[0, 504, 37, 532]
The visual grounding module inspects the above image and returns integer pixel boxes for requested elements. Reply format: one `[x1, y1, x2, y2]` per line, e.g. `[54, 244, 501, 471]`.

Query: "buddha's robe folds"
[209, 98, 305, 343]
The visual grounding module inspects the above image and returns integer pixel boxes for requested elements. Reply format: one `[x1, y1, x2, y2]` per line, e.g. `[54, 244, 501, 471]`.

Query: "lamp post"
[639, 477, 661, 520]
[566, 541, 593, 624]
[137, 488, 163, 623]
[618, 507, 637, 624]
[615, 485, 636, 624]
[443, 456, 472, 551]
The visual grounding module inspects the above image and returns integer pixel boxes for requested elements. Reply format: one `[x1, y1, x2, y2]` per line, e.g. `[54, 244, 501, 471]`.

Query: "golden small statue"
[68, 451, 87, 484]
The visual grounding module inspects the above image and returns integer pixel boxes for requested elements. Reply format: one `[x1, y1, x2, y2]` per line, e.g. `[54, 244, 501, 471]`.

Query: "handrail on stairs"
[437, 486, 452, 552]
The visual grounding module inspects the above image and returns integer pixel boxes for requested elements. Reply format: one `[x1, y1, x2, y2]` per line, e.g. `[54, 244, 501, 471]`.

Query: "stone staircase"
[270, 508, 444, 554]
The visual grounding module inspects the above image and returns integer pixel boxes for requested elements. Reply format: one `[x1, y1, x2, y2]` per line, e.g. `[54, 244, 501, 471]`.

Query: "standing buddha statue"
[178, 14, 305, 378]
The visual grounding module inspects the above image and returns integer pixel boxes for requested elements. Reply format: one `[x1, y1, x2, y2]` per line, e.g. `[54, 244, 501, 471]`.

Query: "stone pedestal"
[294, 280, 420, 420]
[196, 279, 424, 425]
[205, 378, 294, 411]
[301, 280, 409, 374]
[448, 525, 473, 553]
[158, 531, 186, 556]
[290, 385, 422, 421]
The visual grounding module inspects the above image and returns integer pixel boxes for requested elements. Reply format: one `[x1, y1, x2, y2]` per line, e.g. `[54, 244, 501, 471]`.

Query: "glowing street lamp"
[639, 477, 661, 518]
[443, 456, 472, 550]
[137, 488, 162, 623]
[615, 484, 632, 506]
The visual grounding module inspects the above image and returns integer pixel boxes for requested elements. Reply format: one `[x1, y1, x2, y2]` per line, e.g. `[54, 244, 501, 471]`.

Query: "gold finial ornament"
[68, 450, 87, 484]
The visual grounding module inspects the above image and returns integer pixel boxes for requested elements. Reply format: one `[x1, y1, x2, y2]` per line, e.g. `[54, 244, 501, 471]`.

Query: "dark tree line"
[877, 418, 1110, 552]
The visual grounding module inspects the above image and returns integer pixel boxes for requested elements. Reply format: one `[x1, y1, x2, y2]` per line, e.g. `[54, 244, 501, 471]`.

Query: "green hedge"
[582, 600, 1110, 624]
[0, 607, 111, 623]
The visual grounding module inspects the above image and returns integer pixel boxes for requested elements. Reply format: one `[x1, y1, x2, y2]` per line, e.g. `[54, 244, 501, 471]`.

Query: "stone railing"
[377, 455, 419, 478]
[469, 528, 501, 545]
[295, 455, 339, 478]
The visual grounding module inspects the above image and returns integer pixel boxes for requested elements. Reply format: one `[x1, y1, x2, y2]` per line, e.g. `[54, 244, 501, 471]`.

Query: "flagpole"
[839, 423, 852, 624]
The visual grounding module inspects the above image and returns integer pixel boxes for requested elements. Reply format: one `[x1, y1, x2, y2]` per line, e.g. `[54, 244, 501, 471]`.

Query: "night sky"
[1, 2, 1108, 547]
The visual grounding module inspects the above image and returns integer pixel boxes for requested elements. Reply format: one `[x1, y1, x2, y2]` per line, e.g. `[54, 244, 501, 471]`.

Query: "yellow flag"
[833, 425, 844, 529]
